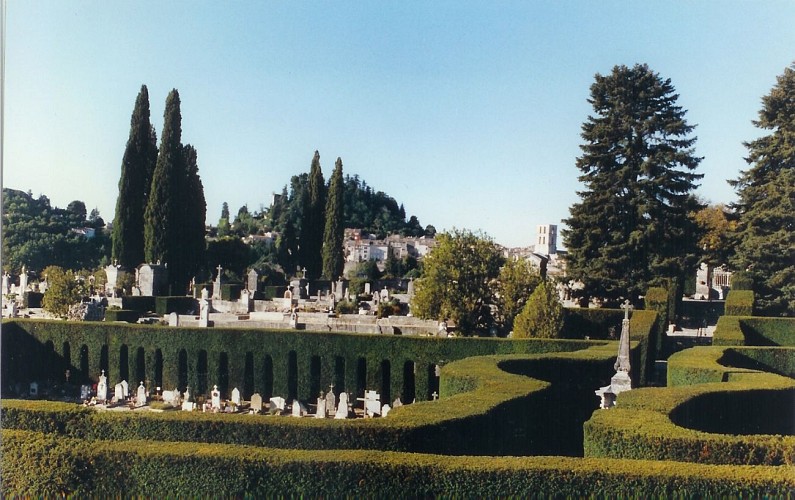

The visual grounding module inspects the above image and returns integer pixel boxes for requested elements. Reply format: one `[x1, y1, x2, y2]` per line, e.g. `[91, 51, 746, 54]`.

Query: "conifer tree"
[181, 144, 206, 286]
[322, 157, 345, 279]
[299, 151, 325, 279]
[112, 85, 157, 268]
[144, 89, 185, 292]
[730, 63, 795, 316]
[563, 64, 702, 305]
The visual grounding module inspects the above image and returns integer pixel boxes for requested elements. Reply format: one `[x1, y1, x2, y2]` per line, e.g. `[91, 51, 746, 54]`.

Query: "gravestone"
[121, 380, 129, 398]
[80, 385, 92, 400]
[269, 396, 286, 415]
[241, 289, 253, 312]
[104, 263, 127, 297]
[247, 269, 259, 293]
[231, 387, 241, 406]
[392, 397, 403, 408]
[382, 404, 392, 417]
[315, 394, 327, 418]
[2, 272, 9, 295]
[407, 278, 415, 297]
[29, 381, 38, 397]
[137, 263, 168, 296]
[211, 385, 222, 410]
[97, 370, 108, 402]
[183, 386, 192, 402]
[199, 288, 211, 328]
[325, 388, 337, 417]
[181, 401, 196, 411]
[250, 393, 263, 413]
[291, 399, 302, 417]
[168, 312, 179, 327]
[114, 383, 124, 402]
[364, 283, 371, 295]
[136, 381, 147, 407]
[363, 390, 381, 417]
[335, 392, 349, 419]
[19, 266, 28, 293]
[212, 265, 223, 300]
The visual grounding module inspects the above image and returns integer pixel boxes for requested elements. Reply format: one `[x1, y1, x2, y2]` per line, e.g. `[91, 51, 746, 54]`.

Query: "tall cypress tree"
[112, 85, 157, 268]
[322, 157, 345, 279]
[563, 64, 702, 305]
[299, 151, 325, 279]
[730, 63, 795, 316]
[181, 144, 207, 287]
[144, 89, 183, 290]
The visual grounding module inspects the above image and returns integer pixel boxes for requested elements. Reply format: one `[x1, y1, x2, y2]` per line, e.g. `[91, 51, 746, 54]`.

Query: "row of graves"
[79, 370, 406, 419]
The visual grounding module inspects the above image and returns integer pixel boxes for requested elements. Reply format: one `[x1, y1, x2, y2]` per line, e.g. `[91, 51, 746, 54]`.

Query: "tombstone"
[9, 301, 18, 318]
[114, 383, 124, 402]
[696, 262, 711, 300]
[231, 387, 241, 406]
[39, 277, 48, 295]
[19, 267, 28, 293]
[250, 393, 263, 413]
[325, 388, 337, 417]
[121, 380, 129, 398]
[181, 401, 196, 411]
[29, 381, 39, 397]
[168, 312, 180, 327]
[183, 386, 192, 402]
[212, 265, 223, 300]
[163, 389, 181, 406]
[2, 272, 10, 295]
[269, 396, 286, 414]
[80, 385, 92, 400]
[97, 370, 108, 402]
[136, 381, 147, 407]
[211, 385, 222, 410]
[363, 390, 381, 417]
[381, 404, 392, 417]
[199, 288, 211, 328]
[315, 394, 327, 418]
[240, 289, 253, 312]
[392, 397, 403, 408]
[291, 399, 302, 417]
[437, 320, 448, 338]
[247, 269, 260, 293]
[137, 263, 168, 296]
[380, 287, 389, 302]
[289, 309, 298, 329]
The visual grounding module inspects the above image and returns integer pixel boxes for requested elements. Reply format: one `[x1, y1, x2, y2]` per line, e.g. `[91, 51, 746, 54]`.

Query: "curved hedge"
[713, 316, 795, 347]
[585, 346, 795, 465]
[1, 340, 621, 457]
[4, 429, 794, 498]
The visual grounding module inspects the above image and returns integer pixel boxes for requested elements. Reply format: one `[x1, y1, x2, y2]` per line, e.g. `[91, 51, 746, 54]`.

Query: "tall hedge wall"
[725, 289, 755, 316]
[713, 316, 795, 347]
[4, 429, 793, 498]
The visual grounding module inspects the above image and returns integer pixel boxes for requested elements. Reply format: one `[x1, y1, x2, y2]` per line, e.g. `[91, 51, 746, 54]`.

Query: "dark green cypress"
[299, 151, 325, 279]
[112, 85, 157, 268]
[181, 144, 206, 288]
[144, 89, 183, 290]
[322, 157, 345, 279]
[563, 64, 703, 305]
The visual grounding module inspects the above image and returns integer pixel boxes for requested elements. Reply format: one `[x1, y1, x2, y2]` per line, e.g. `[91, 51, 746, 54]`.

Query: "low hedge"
[154, 296, 197, 315]
[714, 316, 795, 346]
[726, 289, 754, 316]
[221, 283, 243, 301]
[104, 309, 141, 323]
[585, 345, 795, 465]
[23, 291, 43, 308]
[0, 341, 618, 456]
[121, 296, 156, 313]
[4, 429, 794, 498]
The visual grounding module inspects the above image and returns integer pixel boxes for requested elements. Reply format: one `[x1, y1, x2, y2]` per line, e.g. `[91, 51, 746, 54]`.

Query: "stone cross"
[432, 391, 439, 401]
[621, 299, 633, 321]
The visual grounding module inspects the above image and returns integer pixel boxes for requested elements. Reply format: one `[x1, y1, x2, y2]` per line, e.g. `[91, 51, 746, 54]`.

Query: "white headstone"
[315, 396, 326, 418]
[270, 396, 285, 413]
[250, 393, 263, 413]
[136, 381, 147, 407]
[392, 397, 403, 408]
[181, 401, 196, 411]
[121, 380, 129, 398]
[382, 404, 391, 417]
[29, 381, 39, 396]
[325, 389, 337, 416]
[183, 386, 192, 402]
[335, 392, 349, 419]
[97, 370, 108, 401]
[291, 399, 302, 417]
[168, 312, 179, 327]
[114, 383, 124, 402]
[231, 387, 241, 406]
[199, 290, 211, 328]
[211, 385, 222, 410]
[364, 390, 381, 417]
[364, 282, 371, 295]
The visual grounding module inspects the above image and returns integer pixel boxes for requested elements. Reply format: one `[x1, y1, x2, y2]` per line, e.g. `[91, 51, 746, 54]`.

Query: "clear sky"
[3, 1, 794, 248]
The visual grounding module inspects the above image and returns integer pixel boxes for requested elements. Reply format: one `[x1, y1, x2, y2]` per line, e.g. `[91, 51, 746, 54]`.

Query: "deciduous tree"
[495, 258, 542, 333]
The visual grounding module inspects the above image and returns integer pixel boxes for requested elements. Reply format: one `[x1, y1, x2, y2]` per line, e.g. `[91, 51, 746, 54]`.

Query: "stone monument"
[199, 288, 211, 328]
[97, 370, 108, 402]
[595, 300, 633, 409]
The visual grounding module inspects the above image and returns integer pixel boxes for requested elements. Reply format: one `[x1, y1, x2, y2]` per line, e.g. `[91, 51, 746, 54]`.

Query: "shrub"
[726, 290, 754, 316]
[105, 309, 140, 323]
[335, 299, 357, 315]
[122, 296, 156, 313]
[513, 281, 564, 338]
[155, 296, 197, 315]
[731, 271, 754, 291]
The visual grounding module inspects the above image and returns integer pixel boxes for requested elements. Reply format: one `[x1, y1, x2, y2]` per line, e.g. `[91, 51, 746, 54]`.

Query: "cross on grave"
[216, 265, 223, 278]
[621, 299, 633, 321]
[432, 391, 439, 401]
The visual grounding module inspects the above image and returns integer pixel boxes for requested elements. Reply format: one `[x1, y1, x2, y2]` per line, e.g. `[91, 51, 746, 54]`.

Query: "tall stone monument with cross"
[595, 299, 633, 409]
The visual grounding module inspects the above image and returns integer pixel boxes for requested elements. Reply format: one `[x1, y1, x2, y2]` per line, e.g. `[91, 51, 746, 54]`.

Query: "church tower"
[536, 224, 557, 256]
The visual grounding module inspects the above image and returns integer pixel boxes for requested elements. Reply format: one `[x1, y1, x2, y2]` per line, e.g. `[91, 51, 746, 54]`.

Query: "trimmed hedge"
[121, 296, 156, 313]
[713, 316, 795, 347]
[154, 296, 198, 315]
[221, 283, 243, 301]
[5, 429, 794, 498]
[0, 341, 619, 456]
[731, 271, 754, 291]
[585, 345, 795, 465]
[104, 309, 141, 323]
[726, 289, 755, 316]
[23, 291, 43, 308]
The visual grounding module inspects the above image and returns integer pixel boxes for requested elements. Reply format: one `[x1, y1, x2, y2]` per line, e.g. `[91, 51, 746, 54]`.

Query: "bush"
[155, 296, 197, 315]
[122, 296, 156, 313]
[105, 309, 141, 323]
[513, 281, 564, 338]
[23, 291, 43, 308]
[335, 299, 357, 315]
[726, 290, 754, 316]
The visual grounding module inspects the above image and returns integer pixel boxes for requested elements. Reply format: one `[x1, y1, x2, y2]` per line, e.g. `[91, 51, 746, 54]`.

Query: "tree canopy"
[411, 229, 505, 335]
[299, 151, 325, 280]
[513, 280, 564, 339]
[729, 62, 795, 316]
[563, 64, 703, 305]
[495, 258, 542, 333]
[322, 157, 345, 279]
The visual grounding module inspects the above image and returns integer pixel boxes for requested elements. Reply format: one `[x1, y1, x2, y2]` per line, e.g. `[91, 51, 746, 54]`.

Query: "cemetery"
[2, 288, 794, 496]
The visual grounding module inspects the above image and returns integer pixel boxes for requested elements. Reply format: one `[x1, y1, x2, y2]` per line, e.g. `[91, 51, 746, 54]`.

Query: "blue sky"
[4, 2, 794, 248]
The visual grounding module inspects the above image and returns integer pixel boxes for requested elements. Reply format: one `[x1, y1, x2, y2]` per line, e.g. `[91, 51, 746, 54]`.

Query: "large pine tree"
[112, 85, 158, 268]
[322, 157, 345, 279]
[563, 64, 703, 305]
[299, 151, 325, 279]
[730, 63, 795, 316]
